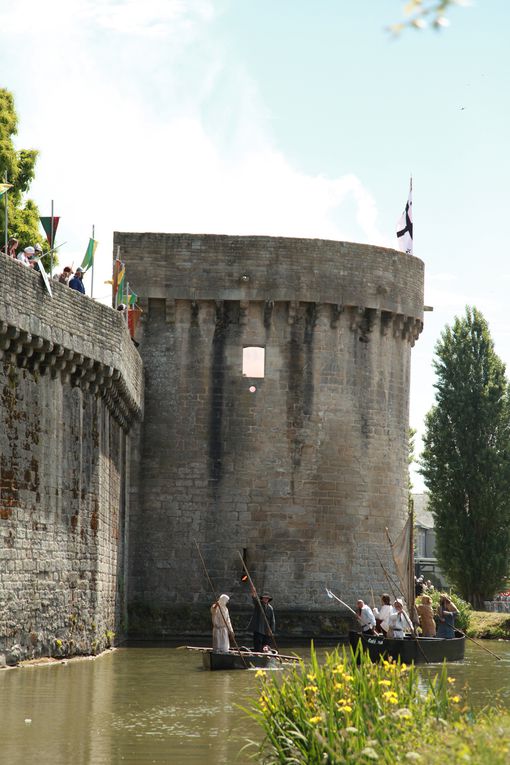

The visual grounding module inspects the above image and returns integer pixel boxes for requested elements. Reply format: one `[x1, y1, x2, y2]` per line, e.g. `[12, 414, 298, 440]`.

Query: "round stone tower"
[119, 233, 424, 632]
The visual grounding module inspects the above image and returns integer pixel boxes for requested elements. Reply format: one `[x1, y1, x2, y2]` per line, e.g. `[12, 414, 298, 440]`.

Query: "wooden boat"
[349, 629, 465, 663]
[184, 646, 298, 671]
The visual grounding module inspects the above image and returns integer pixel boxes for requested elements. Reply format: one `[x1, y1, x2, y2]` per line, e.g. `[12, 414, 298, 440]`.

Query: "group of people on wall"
[1, 237, 86, 293]
[357, 592, 459, 640]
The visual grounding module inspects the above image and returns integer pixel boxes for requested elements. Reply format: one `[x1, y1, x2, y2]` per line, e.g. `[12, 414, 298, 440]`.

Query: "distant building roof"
[413, 493, 434, 530]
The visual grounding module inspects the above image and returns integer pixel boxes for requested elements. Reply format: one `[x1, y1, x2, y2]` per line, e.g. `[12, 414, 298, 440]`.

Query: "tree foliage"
[420, 307, 510, 608]
[0, 87, 45, 254]
[389, 0, 462, 35]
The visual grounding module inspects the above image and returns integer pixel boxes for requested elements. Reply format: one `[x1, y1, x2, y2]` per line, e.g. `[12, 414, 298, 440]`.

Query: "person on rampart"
[16, 245, 34, 266]
[53, 266, 72, 284]
[69, 266, 86, 294]
[1, 237, 19, 258]
[356, 599, 376, 635]
[211, 593, 235, 653]
[248, 584, 276, 652]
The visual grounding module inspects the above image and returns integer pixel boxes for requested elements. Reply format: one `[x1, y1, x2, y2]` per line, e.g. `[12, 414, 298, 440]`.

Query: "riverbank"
[468, 611, 510, 639]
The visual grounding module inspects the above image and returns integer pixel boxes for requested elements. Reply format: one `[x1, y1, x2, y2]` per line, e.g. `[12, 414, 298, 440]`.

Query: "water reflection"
[1, 641, 510, 764]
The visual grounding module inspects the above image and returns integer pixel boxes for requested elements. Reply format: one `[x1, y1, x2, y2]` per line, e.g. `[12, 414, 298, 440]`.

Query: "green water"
[1, 641, 510, 765]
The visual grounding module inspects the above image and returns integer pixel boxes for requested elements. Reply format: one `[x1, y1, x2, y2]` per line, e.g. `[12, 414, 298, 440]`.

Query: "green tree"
[0, 88, 45, 256]
[420, 307, 510, 608]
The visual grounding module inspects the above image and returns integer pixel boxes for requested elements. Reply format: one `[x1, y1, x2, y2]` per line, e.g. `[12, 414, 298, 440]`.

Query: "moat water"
[2, 641, 510, 765]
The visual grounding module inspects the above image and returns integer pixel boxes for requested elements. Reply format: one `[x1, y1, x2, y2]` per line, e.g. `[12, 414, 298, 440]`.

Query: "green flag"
[128, 291, 137, 307]
[81, 238, 98, 273]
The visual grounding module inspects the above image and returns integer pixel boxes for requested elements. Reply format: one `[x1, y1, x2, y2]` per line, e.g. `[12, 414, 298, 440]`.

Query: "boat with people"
[185, 646, 298, 671]
[346, 512, 466, 663]
[348, 628, 465, 663]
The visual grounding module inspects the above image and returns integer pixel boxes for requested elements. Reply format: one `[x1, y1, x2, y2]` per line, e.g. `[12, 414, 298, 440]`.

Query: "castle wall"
[117, 233, 423, 636]
[0, 255, 142, 664]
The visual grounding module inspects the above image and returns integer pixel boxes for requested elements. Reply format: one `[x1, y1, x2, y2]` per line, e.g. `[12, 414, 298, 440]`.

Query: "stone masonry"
[0, 254, 142, 664]
[118, 233, 424, 638]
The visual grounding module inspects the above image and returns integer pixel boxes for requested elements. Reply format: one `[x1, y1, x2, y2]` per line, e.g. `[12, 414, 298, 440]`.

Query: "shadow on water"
[1, 641, 510, 765]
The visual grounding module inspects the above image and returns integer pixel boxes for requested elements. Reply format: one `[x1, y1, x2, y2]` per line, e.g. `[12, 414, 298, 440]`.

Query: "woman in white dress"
[211, 594, 234, 652]
[373, 593, 392, 636]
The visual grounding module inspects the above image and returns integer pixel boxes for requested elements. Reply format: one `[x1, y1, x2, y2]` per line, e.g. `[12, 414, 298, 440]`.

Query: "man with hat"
[248, 583, 276, 652]
[69, 266, 86, 294]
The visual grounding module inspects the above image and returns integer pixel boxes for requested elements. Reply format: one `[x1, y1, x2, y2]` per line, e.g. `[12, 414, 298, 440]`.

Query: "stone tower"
[118, 233, 424, 631]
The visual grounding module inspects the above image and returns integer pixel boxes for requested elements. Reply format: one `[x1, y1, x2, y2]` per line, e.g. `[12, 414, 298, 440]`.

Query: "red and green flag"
[81, 238, 98, 273]
[40, 216, 60, 246]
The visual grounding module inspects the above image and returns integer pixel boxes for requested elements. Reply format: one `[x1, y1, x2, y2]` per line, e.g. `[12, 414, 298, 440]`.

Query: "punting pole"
[194, 540, 248, 667]
[3, 173, 8, 255]
[238, 551, 281, 654]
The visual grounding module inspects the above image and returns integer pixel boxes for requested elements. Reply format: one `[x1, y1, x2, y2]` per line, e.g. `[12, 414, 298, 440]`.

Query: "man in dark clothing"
[248, 584, 276, 652]
[69, 267, 86, 294]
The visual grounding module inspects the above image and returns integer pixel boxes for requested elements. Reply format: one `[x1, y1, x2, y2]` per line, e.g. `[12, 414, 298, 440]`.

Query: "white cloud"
[2, 0, 387, 299]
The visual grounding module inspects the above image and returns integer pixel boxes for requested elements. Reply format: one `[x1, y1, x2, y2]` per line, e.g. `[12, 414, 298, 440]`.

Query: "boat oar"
[453, 626, 502, 660]
[237, 551, 280, 654]
[194, 540, 248, 668]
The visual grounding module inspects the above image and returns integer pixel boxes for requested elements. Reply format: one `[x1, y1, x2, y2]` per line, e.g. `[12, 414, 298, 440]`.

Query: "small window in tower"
[243, 347, 265, 378]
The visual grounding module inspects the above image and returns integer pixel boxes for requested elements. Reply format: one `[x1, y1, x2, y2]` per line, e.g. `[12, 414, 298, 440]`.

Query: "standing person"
[388, 599, 412, 639]
[211, 594, 234, 653]
[69, 266, 86, 294]
[436, 594, 459, 639]
[248, 584, 276, 652]
[356, 599, 376, 635]
[373, 593, 392, 636]
[417, 594, 436, 637]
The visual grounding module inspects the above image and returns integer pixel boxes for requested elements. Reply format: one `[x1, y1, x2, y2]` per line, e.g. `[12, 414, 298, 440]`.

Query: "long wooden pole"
[237, 551, 279, 653]
[194, 540, 248, 667]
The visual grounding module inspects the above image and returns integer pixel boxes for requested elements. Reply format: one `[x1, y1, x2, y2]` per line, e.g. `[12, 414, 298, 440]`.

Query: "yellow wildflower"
[451, 695, 461, 703]
[447, 677, 455, 684]
[378, 679, 392, 686]
[304, 685, 318, 693]
[343, 705, 352, 713]
[309, 715, 322, 724]
[255, 670, 265, 678]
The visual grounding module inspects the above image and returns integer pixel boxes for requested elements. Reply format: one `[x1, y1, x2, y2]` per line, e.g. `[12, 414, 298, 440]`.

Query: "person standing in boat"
[417, 594, 436, 637]
[388, 599, 412, 639]
[248, 584, 276, 652]
[356, 599, 376, 635]
[211, 594, 235, 653]
[436, 594, 459, 639]
[373, 593, 392, 636]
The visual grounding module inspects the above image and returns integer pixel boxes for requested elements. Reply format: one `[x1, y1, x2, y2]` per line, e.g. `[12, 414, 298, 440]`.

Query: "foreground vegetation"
[245, 645, 509, 764]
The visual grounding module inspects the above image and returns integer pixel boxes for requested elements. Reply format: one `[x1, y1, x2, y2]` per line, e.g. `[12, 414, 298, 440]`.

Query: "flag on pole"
[112, 257, 126, 304]
[396, 178, 413, 255]
[40, 216, 60, 245]
[0, 183, 13, 197]
[80, 237, 98, 273]
[128, 290, 137, 307]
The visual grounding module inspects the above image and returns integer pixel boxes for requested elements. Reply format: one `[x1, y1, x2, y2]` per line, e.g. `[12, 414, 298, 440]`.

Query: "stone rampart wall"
[0, 254, 143, 664]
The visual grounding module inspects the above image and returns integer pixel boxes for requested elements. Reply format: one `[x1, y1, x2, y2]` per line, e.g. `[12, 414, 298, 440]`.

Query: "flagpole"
[50, 199, 54, 278]
[3, 174, 8, 255]
[91, 224, 95, 299]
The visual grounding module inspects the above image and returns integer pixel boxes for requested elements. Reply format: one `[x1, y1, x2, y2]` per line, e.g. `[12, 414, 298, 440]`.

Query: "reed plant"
[244, 644, 468, 764]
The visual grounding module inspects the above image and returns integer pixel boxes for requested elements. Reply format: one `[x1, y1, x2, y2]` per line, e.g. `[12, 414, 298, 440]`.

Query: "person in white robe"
[211, 594, 234, 652]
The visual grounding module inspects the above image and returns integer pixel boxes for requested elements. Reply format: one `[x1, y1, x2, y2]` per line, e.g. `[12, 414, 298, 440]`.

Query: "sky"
[1, 0, 509, 489]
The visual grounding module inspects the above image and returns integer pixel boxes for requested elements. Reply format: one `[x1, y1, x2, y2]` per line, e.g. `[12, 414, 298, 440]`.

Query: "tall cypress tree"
[420, 306, 510, 608]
